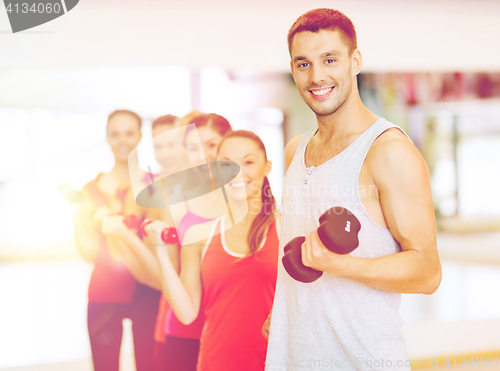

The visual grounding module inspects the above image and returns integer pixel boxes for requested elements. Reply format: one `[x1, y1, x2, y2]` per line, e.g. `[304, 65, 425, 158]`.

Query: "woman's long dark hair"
[218, 130, 276, 256]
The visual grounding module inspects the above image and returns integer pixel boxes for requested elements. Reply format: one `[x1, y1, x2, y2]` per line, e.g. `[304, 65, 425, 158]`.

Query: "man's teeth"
[231, 182, 248, 188]
[311, 88, 332, 96]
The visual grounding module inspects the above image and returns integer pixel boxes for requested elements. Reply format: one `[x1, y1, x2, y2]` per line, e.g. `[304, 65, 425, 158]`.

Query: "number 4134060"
[5, 2, 62, 14]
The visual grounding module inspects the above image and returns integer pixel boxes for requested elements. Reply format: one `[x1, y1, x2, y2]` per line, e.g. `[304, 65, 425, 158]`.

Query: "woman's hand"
[92, 205, 112, 224]
[144, 220, 171, 256]
[101, 215, 130, 239]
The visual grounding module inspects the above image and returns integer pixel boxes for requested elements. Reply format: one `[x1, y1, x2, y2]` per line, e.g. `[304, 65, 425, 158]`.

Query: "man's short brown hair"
[287, 8, 357, 57]
[152, 114, 178, 130]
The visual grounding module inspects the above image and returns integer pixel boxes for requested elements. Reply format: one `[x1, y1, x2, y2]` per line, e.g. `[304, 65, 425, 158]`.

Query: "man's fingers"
[311, 229, 326, 254]
[301, 234, 311, 267]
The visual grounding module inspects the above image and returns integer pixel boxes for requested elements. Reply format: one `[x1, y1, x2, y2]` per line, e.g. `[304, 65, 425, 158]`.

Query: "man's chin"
[314, 110, 336, 117]
[309, 97, 348, 117]
[309, 104, 337, 117]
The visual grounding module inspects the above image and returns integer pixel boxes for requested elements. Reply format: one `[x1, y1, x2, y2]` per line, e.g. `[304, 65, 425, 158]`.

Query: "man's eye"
[298, 62, 309, 68]
[326, 59, 336, 64]
[245, 161, 253, 166]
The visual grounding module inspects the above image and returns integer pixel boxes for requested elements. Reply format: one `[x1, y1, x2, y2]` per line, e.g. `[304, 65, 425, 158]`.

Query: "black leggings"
[88, 284, 160, 371]
[154, 335, 200, 371]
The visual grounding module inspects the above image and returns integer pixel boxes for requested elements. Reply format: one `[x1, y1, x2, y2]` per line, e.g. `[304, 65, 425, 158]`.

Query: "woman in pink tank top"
[156, 113, 233, 371]
[145, 130, 280, 371]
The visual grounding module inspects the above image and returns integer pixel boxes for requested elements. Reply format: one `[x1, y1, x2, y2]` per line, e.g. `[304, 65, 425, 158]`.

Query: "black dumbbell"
[282, 206, 361, 283]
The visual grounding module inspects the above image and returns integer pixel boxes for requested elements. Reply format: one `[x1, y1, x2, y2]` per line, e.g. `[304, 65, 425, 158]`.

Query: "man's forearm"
[332, 248, 441, 294]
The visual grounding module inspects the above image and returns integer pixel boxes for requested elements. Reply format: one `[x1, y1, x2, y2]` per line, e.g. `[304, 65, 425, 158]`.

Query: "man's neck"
[315, 95, 378, 142]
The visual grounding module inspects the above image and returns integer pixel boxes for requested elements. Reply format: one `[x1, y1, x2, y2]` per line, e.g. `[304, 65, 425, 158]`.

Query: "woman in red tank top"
[145, 130, 280, 371]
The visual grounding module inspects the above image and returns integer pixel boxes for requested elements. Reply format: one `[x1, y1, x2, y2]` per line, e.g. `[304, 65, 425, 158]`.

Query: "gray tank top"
[265, 118, 410, 371]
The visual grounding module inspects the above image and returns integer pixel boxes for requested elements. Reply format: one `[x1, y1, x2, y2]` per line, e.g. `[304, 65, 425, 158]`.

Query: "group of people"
[68, 8, 441, 371]
[71, 110, 278, 371]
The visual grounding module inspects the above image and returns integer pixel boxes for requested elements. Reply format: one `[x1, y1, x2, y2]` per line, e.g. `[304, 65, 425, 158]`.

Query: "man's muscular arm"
[302, 130, 442, 295]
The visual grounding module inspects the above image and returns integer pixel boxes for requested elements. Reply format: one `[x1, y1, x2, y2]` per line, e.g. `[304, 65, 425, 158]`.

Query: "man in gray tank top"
[262, 8, 442, 371]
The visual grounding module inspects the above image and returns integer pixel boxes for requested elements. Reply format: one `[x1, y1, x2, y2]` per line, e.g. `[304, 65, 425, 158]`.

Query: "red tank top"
[197, 215, 279, 371]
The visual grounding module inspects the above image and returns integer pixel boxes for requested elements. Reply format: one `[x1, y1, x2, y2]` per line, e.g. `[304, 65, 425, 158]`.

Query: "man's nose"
[310, 64, 327, 86]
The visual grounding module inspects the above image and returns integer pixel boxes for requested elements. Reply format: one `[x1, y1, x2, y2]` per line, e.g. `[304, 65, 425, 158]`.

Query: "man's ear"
[352, 48, 362, 76]
[290, 61, 296, 82]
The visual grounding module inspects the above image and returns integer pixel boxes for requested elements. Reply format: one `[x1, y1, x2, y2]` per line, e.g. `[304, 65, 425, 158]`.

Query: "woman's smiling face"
[185, 125, 223, 167]
[106, 112, 142, 163]
[217, 136, 271, 203]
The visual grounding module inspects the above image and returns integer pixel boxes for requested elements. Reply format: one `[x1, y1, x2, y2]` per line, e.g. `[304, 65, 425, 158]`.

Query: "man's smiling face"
[290, 29, 359, 118]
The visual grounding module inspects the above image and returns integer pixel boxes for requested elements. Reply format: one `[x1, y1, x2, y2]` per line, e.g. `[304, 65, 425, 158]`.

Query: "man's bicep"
[373, 138, 436, 252]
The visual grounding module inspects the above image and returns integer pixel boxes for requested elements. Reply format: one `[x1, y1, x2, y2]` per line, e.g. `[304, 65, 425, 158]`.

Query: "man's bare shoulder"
[285, 134, 304, 172]
[367, 128, 429, 183]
